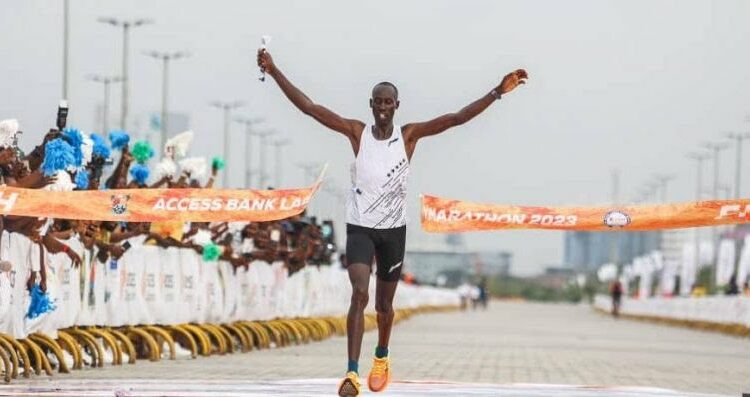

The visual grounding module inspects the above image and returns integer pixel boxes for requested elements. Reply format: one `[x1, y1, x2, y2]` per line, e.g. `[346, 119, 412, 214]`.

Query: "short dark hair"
[372, 81, 398, 99]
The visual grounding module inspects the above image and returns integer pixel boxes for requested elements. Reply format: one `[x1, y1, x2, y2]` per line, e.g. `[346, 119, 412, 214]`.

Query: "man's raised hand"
[257, 49, 275, 76]
[498, 69, 528, 95]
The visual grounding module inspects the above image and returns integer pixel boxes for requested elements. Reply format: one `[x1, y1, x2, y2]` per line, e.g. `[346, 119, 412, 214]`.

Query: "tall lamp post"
[210, 100, 244, 187]
[688, 151, 710, 288]
[297, 161, 321, 214]
[296, 162, 321, 185]
[653, 174, 675, 203]
[234, 116, 264, 188]
[144, 50, 189, 150]
[86, 74, 122, 133]
[252, 129, 276, 189]
[98, 17, 153, 131]
[62, 0, 70, 100]
[702, 142, 730, 200]
[725, 132, 750, 199]
[703, 141, 730, 262]
[270, 139, 291, 188]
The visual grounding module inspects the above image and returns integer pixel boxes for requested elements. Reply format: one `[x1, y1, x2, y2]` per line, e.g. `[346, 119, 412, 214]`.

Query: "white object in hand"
[259, 35, 272, 81]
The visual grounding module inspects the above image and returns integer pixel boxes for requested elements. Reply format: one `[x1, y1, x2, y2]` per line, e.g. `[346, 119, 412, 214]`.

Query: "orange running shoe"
[338, 371, 361, 397]
[367, 356, 391, 392]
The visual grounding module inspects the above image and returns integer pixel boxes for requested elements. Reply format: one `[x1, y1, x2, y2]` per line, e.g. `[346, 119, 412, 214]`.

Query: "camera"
[56, 100, 68, 131]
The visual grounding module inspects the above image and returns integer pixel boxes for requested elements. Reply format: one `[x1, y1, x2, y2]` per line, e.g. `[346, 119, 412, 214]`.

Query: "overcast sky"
[2, 0, 749, 275]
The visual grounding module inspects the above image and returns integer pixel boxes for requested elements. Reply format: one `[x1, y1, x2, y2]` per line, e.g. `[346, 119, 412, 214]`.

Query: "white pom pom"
[154, 158, 177, 179]
[80, 133, 94, 166]
[164, 130, 194, 158]
[45, 171, 76, 192]
[0, 119, 20, 149]
[178, 157, 207, 179]
[192, 229, 213, 246]
[227, 221, 246, 234]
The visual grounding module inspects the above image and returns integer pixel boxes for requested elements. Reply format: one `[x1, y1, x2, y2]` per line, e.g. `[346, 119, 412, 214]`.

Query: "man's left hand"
[498, 69, 528, 95]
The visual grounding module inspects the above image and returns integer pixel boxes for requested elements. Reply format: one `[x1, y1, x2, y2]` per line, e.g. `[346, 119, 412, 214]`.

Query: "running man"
[258, 49, 527, 396]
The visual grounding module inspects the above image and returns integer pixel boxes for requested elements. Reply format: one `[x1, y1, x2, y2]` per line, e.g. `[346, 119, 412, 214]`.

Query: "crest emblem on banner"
[110, 194, 131, 215]
[603, 210, 631, 227]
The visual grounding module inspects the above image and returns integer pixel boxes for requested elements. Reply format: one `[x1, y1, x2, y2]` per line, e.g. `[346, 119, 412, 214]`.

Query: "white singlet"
[346, 124, 409, 229]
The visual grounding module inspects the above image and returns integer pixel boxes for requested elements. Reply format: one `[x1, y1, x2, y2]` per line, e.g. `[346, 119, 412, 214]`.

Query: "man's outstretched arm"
[258, 50, 364, 141]
[403, 69, 528, 146]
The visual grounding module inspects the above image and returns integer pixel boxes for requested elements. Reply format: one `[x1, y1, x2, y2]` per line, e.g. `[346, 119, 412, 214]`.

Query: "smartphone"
[321, 224, 332, 238]
[122, 241, 132, 251]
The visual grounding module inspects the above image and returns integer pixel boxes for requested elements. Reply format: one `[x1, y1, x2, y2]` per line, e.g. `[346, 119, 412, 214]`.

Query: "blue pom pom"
[91, 133, 111, 159]
[75, 169, 89, 189]
[42, 138, 75, 177]
[62, 128, 84, 166]
[109, 130, 130, 150]
[129, 164, 150, 186]
[62, 128, 83, 147]
[26, 284, 56, 319]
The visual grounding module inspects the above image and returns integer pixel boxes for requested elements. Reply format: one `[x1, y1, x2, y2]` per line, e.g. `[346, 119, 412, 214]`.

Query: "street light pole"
[725, 132, 750, 199]
[296, 162, 320, 185]
[297, 161, 321, 214]
[235, 118, 254, 188]
[233, 116, 264, 188]
[86, 74, 122, 134]
[688, 152, 709, 202]
[271, 139, 291, 188]
[252, 129, 276, 189]
[62, 0, 70, 100]
[98, 17, 153, 131]
[647, 181, 660, 203]
[702, 142, 730, 199]
[609, 168, 620, 269]
[653, 174, 675, 203]
[144, 51, 189, 150]
[210, 101, 244, 187]
[611, 168, 620, 205]
[636, 182, 659, 204]
[702, 142, 729, 271]
[688, 151, 710, 289]
[718, 184, 732, 200]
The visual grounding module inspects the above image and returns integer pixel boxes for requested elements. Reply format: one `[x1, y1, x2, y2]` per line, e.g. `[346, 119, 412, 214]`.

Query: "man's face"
[370, 85, 399, 125]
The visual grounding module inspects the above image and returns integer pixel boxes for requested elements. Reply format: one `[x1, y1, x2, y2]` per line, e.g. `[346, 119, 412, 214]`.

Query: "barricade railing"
[593, 294, 750, 336]
[0, 231, 459, 381]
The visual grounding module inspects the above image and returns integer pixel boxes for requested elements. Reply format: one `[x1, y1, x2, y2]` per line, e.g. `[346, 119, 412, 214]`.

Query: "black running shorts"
[345, 224, 406, 282]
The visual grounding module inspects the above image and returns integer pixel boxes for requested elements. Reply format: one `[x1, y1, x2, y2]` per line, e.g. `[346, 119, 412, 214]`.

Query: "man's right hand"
[257, 49, 275, 76]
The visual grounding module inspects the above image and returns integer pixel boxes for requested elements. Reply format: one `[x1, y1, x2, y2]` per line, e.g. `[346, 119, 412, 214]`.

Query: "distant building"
[405, 248, 512, 286]
[563, 231, 663, 271]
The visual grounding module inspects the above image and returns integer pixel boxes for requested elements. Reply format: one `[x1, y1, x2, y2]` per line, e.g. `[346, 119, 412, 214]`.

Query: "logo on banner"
[110, 194, 131, 215]
[715, 204, 750, 220]
[0, 192, 18, 213]
[604, 210, 631, 227]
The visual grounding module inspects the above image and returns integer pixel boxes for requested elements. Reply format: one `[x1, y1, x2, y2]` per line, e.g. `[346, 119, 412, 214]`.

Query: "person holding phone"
[258, 48, 527, 396]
